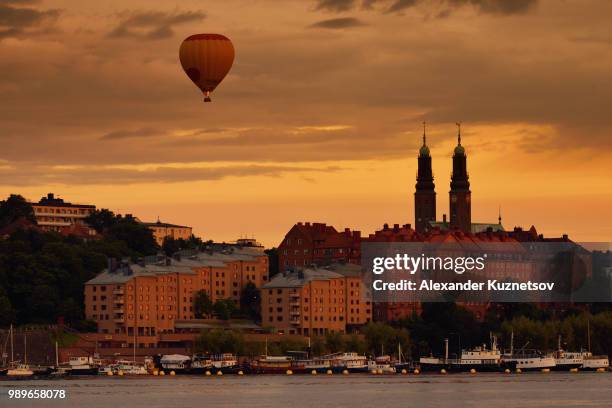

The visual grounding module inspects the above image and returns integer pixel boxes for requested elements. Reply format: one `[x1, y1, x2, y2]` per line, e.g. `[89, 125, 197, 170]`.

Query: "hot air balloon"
[179, 34, 235, 102]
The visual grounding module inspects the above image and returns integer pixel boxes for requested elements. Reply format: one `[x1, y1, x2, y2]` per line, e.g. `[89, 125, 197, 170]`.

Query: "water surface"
[1, 373, 610, 408]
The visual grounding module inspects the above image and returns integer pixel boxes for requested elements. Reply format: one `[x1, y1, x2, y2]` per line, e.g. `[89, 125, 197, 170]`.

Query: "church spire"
[456, 122, 461, 145]
[449, 122, 471, 232]
[419, 121, 430, 157]
[415, 122, 435, 234]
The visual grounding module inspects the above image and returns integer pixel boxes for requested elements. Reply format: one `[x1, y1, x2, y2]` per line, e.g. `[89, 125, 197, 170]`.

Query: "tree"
[363, 322, 410, 356]
[105, 217, 158, 255]
[194, 290, 213, 318]
[240, 282, 261, 321]
[213, 299, 237, 320]
[84, 209, 117, 233]
[0, 194, 36, 228]
[162, 237, 181, 256]
[195, 329, 244, 354]
[325, 332, 345, 353]
[0, 292, 15, 326]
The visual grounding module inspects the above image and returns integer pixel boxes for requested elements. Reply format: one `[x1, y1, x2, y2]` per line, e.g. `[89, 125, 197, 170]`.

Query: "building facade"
[141, 219, 193, 246]
[31, 193, 96, 235]
[278, 222, 361, 271]
[261, 264, 371, 335]
[84, 247, 268, 348]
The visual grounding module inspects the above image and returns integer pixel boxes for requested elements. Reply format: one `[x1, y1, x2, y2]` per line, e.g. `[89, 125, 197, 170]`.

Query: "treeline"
[193, 324, 405, 357]
[0, 195, 160, 327]
[194, 305, 612, 358]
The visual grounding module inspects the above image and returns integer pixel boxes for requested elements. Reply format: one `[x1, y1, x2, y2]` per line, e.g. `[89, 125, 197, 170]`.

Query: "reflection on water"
[1, 373, 611, 408]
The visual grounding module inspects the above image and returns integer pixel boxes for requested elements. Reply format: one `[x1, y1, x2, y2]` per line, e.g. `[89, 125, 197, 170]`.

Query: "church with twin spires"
[415, 123, 503, 235]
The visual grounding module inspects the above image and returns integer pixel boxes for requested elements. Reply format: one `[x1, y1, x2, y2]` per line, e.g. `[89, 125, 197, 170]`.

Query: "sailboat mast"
[10, 324, 14, 362]
[398, 343, 401, 364]
[510, 331, 514, 355]
[587, 320, 591, 352]
[55, 341, 59, 367]
[444, 338, 449, 363]
[24, 333, 27, 365]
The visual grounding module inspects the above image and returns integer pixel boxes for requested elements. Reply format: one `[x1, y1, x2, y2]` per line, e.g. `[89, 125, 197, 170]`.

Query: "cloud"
[0, 0, 61, 39]
[0, 162, 344, 186]
[315, 0, 357, 12]
[310, 17, 367, 29]
[101, 127, 167, 140]
[319, 0, 537, 15]
[108, 9, 206, 40]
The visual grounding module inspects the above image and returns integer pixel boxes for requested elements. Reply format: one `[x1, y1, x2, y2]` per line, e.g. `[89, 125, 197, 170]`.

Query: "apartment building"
[141, 219, 193, 246]
[31, 193, 96, 234]
[261, 264, 371, 336]
[278, 222, 361, 271]
[84, 247, 268, 347]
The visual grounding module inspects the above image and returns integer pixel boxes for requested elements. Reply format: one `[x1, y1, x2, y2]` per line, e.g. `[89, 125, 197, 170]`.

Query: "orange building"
[31, 193, 96, 235]
[261, 264, 371, 336]
[84, 247, 268, 348]
[141, 219, 193, 246]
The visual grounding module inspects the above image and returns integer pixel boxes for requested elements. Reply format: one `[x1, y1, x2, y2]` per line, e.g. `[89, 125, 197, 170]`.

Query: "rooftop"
[86, 246, 266, 285]
[141, 219, 191, 229]
[33, 193, 95, 209]
[263, 269, 341, 289]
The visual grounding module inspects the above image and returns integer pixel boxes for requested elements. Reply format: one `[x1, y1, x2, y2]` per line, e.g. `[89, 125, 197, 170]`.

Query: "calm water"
[1, 373, 611, 408]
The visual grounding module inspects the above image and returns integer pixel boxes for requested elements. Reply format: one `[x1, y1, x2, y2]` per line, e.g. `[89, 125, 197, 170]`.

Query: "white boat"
[114, 360, 149, 375]
[581, 352, 609, 371]
[327, 352, 369, 373]
[419, 337, 515, 372]
[501, 352, 556, 371]
[160, 354, 191, 373]
[551, 338, 583, 371]
[552, 350, 583, 371]
[211, 353, 238, 369]
[367, 355, 396, 374]
[67, 356, 102, 375]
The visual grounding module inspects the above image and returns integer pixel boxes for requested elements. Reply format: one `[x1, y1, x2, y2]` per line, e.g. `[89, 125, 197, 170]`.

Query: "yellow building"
[31, 193, 96, 234]
[261, 264, 371, 336]
[141, 219, 193, 246]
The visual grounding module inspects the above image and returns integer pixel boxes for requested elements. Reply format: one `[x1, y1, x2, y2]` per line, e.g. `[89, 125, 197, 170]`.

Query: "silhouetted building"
[414, 124, 436, 234]
[449, 125, 471, 232]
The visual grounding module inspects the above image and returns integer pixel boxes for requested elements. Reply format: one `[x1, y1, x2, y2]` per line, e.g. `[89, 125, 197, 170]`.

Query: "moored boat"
[248, 355, 294, 374]
[210, 353, 241, 374]
[580, 352, 609, 371]
[7, 363, 34, 377]
[367, 355, 396, 374]
[327, 352, 369, 373]
[67, 356, 102, 375]
[159, 354, 191, 374]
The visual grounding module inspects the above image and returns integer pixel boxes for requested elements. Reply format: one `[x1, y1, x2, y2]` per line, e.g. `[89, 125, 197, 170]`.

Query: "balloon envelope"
[179, 34, 235, 102]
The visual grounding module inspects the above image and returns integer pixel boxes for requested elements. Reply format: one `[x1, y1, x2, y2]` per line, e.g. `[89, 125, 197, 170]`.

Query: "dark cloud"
[315, 0, 357, 12]
[319, 0, 537, 15]
[0, 0, 60, 39]
[0, 163, 344, 186]
[108, 10, 205, 40]
[101, 127, 167, 140]
[310, 17, 367, 29]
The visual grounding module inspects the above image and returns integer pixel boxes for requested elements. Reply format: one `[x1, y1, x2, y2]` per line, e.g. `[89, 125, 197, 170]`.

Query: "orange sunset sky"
[1, 0, 611, 246]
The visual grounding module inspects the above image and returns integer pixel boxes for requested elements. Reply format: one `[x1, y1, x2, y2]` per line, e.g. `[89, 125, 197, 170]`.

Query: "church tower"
[415, 122, 436, 234]
[449, 123, 471, 232]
